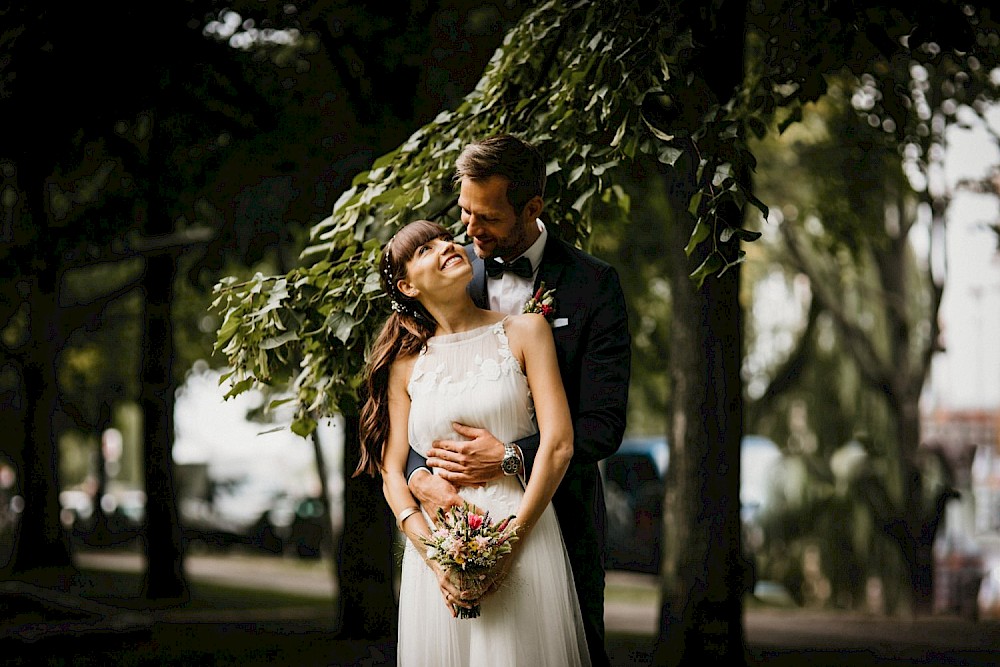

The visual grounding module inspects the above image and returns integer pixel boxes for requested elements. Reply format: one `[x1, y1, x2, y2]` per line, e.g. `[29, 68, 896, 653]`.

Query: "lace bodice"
[407, 318, 536, 458]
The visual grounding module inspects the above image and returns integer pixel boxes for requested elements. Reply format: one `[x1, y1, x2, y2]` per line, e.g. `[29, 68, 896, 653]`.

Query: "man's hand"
[407, 469, 464, 521]
[426, 423, 505, 486]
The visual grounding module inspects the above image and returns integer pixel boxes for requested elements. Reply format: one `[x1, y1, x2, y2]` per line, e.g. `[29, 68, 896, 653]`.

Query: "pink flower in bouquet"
[421, 502, 519, 619]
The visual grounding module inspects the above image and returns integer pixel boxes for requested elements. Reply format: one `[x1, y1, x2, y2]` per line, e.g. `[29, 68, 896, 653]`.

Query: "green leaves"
[211, 0, 787, 430]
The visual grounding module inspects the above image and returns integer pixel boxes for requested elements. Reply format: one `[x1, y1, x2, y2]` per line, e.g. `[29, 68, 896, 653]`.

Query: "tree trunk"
[89, 404, 113, 545]
[138, 112, 188, 601]
[895, 397, 936, 615]
[335, 412, 396, 638]
[10, 266, 74, 582]
[655, 160, 747, 665]
[656, 1, 749, 662]
[311, 425, 343, 606]
[138, 247, 188, 602]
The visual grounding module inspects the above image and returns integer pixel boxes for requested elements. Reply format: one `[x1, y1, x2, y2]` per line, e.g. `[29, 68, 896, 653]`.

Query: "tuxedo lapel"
[535, 237, 569, 301]
[464, 244, 488, 309]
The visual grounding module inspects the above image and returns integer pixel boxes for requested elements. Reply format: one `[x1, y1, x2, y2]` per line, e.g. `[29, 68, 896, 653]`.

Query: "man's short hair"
[454, 134, 546, 212]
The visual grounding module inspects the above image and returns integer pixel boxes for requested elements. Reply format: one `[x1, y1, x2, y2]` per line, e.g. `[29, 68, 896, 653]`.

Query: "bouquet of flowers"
[421, 502, 519, 619]
[522, 282, 556, 321]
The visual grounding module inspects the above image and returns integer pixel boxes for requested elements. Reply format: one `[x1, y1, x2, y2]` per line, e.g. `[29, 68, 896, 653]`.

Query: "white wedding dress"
[396, 318, 590, 667]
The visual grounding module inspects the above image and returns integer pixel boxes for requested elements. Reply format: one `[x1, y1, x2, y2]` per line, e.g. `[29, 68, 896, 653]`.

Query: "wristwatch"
[501, 442, 522, 476]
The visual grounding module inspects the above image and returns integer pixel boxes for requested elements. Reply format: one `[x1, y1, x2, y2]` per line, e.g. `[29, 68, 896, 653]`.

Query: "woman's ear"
[396, 278, 419, 299]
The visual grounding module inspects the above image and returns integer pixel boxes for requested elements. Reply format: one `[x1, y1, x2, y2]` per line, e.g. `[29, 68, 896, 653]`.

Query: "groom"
[405, 134, 631, 667]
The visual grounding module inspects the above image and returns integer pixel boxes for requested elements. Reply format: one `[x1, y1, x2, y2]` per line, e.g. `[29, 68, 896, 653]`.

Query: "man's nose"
[465, 214, 481, 235]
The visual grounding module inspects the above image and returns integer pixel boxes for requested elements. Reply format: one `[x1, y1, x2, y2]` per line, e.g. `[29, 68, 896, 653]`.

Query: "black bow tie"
[485, 256, 533, 279]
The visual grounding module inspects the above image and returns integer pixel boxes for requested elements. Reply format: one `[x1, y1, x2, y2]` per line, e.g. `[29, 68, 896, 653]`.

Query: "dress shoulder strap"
[492, 315, 513, 354]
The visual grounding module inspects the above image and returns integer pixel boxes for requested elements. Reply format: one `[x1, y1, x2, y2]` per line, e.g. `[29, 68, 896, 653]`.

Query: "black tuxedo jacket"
[406, 235, 631, 665]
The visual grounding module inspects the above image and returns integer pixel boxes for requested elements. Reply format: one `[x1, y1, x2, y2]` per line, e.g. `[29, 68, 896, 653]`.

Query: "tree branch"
[748, 295, 822, 422]
[780, 222, 893, 393]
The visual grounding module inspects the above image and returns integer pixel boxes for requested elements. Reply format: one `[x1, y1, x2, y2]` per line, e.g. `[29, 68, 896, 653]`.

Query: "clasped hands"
[430, 547, 517, 617]
[412, 422, 507, 517]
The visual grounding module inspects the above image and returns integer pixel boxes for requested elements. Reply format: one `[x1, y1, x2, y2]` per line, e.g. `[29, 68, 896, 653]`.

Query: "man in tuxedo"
[405, 134, 631, 667]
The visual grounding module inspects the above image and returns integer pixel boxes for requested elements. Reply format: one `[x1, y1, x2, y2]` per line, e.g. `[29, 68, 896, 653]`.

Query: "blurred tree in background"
[1, 0, 521, 615]
[747, 44, 994, 612]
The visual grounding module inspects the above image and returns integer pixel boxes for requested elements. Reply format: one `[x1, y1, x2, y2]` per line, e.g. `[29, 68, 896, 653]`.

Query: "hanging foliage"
[211, 0, 1000, 435]
[211, 1, 747, 434]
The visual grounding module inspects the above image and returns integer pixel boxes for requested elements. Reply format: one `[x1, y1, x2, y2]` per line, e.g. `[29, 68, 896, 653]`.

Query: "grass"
[4, 553, 660, 666]
[4, 562, 378, 667]
[605, 578, 660, 606]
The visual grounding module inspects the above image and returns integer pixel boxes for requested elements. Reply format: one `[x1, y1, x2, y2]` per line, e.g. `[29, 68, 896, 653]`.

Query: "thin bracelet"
[396, 506, 421, 531]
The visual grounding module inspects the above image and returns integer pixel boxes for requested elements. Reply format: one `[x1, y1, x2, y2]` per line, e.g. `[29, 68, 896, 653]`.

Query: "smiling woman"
[393, 235, 472, 314]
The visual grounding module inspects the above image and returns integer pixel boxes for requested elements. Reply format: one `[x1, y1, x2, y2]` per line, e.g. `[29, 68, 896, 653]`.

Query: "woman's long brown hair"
[354, 220, 451, 477]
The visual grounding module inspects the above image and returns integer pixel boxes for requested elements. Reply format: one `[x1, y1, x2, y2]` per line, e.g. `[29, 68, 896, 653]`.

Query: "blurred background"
[3, 0, 1000, 641]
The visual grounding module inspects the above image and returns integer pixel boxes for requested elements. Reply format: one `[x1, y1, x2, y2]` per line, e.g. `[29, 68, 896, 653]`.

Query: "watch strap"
[502, 442, 521, 476]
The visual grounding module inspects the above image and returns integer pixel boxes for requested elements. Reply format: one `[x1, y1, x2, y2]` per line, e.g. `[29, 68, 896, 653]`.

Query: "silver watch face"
[502, 449, 519, 475]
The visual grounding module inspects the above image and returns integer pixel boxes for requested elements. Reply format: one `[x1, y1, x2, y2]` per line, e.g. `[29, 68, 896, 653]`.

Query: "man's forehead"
[458, 184, 512, 209]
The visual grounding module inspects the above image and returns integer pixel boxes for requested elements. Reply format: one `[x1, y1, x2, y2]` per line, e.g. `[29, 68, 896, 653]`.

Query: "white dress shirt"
[487, 220, 547, 315]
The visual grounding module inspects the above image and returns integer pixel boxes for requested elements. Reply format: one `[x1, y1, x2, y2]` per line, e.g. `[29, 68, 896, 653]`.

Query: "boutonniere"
[522, 282, 556, 321]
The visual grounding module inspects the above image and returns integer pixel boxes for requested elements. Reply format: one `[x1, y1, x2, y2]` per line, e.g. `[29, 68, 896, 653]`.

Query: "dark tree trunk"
[88, 403, 113, 544]
[335, 412, 396, 639]
[10, 266, 74, 581]
[138, 113, 188, 602]
[138, 246, 188, 602]
[311, 425, 342, 605]
[655, 159, 748, 666]
[656, 2, 750, 662]
[890, 409, 951, 617]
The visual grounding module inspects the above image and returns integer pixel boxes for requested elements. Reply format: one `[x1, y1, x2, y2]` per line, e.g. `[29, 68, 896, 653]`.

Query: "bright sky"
[929, 110, 1000, 410]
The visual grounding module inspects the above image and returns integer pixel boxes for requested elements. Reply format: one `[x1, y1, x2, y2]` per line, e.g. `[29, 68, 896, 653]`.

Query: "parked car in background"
[602, 437, 668, 574]
[601, 434, 782, 575]
[180, 491, 330, 558]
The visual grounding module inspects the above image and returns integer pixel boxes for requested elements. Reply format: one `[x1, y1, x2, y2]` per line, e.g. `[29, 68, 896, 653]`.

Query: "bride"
[355, 219, 590, 666]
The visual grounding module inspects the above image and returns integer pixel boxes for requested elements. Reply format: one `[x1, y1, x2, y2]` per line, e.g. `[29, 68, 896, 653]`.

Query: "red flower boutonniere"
[522, 282, 556, 321]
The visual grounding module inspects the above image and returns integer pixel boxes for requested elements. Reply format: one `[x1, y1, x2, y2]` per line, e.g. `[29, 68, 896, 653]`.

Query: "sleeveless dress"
[396, 318, 590, 667]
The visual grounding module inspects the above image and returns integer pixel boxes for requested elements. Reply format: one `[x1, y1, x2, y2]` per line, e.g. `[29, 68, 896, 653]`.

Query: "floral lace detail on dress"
[408, 319, 523, 397]
[492, 319, 534, 420]
[406, 314, 537, 476]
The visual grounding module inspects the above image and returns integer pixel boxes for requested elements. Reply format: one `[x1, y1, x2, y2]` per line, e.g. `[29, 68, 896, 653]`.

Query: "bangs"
[388, 220, 453, 267]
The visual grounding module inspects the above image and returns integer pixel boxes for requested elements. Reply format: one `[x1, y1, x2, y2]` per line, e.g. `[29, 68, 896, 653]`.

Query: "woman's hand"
[425, 558, 477, 617]
[477, 523, 525, 601]
[482, 552, 516, 599]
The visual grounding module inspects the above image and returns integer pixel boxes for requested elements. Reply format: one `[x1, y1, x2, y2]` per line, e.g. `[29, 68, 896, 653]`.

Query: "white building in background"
[921, 114, 1000, 619]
